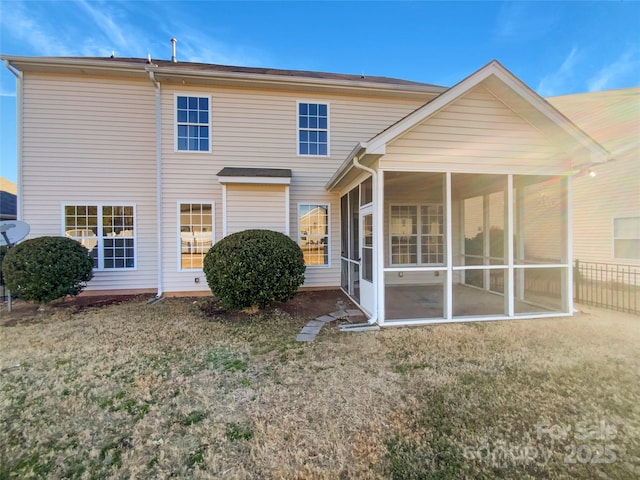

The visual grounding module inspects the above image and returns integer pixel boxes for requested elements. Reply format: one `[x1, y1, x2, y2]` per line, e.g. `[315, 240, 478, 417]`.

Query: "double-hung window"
[179, 202, 214, 270]
[299, 204, 329, 266]
[176, 95, 210, 152]
[64, 205, 136, 269]
[298, 102, 328, 156]
[390, 204, 444, 265]
[613, 217, 640, 260]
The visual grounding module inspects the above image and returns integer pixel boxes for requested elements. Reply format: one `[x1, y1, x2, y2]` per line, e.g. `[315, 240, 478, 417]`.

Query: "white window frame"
[177, 201, 216, 271]
[174, 93, 212, 153]
[389, 203, 444, 266]
[298, 202, 331, 268]
[62, 203, 137, 271]
[296, 100, 330, 157]
[613, 216, 640, 260]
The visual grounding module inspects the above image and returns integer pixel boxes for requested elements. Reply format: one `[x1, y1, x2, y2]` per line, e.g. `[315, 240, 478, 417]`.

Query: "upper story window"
[64, 205, 136, 270]
[176, 95, 210, 152]
[298, 102, 328, 156]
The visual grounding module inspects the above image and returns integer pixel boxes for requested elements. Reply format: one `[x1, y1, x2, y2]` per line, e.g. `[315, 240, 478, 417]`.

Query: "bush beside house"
[2, 236, 94, 303]
[203, 229, 306, 310]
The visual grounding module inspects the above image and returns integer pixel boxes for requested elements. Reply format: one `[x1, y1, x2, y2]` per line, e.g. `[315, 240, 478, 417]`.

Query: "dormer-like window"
[176, 95, 210, 152]
[298, 102, 329, 156]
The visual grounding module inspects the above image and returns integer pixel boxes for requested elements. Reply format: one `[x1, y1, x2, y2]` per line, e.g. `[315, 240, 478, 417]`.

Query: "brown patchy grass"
[1, 295, 638, 479]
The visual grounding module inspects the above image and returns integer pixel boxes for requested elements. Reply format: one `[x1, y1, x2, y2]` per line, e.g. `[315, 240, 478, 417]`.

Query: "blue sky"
[1, 0, 639, 183]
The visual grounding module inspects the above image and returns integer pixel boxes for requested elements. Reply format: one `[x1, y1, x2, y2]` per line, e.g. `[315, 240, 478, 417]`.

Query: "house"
[1, 54, 610, 325]
[0, 177, 17, 221]
[547, 88, 640, 269]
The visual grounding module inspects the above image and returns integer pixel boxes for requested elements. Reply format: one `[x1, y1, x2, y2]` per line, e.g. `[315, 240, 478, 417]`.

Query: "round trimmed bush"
[2, 236, 94, 304]
[203, 229, 306, 310]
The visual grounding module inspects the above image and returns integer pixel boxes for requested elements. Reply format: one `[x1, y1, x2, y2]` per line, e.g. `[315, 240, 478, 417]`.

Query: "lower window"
[64, 205, 135, 269]
[299, 204, 329, 266]
[390, 204, 443, 265]
[179, 203, 214, 270]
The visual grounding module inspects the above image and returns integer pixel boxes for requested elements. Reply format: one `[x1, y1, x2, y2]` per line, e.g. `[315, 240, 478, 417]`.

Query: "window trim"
[62, 203, 137, 271]
[177, 201, 216, 272]
[296, 100, 330, 157]
[613, 216, 640, 260]
[298, 202, 331, 268]
[174, 93, 212, 153]
[389, 203, 444, 266]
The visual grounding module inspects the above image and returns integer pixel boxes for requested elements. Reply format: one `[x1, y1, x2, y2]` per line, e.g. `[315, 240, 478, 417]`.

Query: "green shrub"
[0, 246, 8, 286]
[2, 236, 94, 303]
[203, 229, 305, 310]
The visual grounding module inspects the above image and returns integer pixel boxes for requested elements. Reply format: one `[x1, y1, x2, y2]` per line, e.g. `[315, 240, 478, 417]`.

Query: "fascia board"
[325, 143, 367, 191]
[217, 176, 291, 185]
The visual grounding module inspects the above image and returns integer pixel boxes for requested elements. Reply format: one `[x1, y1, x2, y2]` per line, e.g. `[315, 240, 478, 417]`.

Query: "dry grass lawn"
[1, 295, 638, 479]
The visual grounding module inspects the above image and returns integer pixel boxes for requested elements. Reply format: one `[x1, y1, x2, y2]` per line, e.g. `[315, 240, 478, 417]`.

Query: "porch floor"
[385, 284, 555, 320]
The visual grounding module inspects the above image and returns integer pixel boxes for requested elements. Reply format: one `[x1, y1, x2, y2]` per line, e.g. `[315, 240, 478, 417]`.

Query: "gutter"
[149, 71, 163, 299]
[4, 60, 23, 220]
[339, 154, 379, 330]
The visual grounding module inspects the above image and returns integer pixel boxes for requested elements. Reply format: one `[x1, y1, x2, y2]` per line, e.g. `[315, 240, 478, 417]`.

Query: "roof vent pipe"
[170, 38, 177, 63]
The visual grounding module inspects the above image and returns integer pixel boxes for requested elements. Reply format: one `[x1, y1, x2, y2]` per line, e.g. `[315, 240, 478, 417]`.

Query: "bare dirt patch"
[0, 294, 155, 327]
[197, 289, 356, 322]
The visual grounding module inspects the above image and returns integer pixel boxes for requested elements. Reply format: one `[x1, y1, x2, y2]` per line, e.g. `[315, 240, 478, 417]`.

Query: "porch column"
[445, 172, 453, 320]
[507, 174, 515, 317]
[376, 170, 385, 324]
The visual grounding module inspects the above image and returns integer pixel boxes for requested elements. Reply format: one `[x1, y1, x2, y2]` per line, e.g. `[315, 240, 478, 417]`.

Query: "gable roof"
[327, 60, 611, 191]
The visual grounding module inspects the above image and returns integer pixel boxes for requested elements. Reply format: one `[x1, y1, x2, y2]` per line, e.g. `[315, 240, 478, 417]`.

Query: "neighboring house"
[1, 55, 610, 326]
[0, 177, 17, 221]
[547, 88, 640, 268]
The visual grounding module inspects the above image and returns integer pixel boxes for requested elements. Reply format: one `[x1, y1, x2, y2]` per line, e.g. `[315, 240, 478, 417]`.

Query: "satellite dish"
[0, 220, 30, 247]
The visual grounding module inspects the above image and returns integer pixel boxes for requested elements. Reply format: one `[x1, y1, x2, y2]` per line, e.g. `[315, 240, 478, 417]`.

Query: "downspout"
[149, 71, 163, 299]
[4, 60, 23, 220]
[351, 154, 378, 326]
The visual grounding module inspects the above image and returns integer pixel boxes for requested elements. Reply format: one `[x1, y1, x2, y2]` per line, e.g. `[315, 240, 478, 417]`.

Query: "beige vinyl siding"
[160, 84, 433, 291]
[21, 73, 157, 291]
[226, 184, 287, 234]
[573, 156, 640, 265]
[380, 85, 570, 175]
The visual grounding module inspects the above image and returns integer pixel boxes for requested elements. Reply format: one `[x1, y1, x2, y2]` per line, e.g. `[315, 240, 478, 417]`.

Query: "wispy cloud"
[494, 2, 559, 42]
[587, 49, 640, 91]
[0, 88, 16, 98]
[75, 0, 130, 52]
[0, 1, 75, 56]
[537, 47, 580, 96]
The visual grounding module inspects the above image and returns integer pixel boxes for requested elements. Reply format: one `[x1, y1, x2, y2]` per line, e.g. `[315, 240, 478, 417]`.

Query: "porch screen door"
[360, 208, 375, 315]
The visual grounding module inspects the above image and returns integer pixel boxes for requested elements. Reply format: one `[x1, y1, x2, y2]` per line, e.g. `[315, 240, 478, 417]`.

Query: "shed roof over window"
[217, 167, 292, 184]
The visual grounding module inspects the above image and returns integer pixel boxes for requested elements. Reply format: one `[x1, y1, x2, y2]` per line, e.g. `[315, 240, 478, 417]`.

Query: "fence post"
[574, 259, 580, 303]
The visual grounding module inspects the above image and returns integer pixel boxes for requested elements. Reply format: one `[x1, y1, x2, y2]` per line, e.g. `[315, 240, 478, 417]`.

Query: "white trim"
[61, 203, 138, 271]
[507, 174, 515, 316]
[221, 184, 227, 237]
[217, 176, 291, 185]
[297, 202, 331, 268]
[174, 92, 212, 153]
[285, 186, 290, 236]
[296, 100, 330, 157]
[376, 170, 385, 324]
[382, 311, 572, 327]
[176, 201, 215, 272]
[445, 172, 453, 320]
